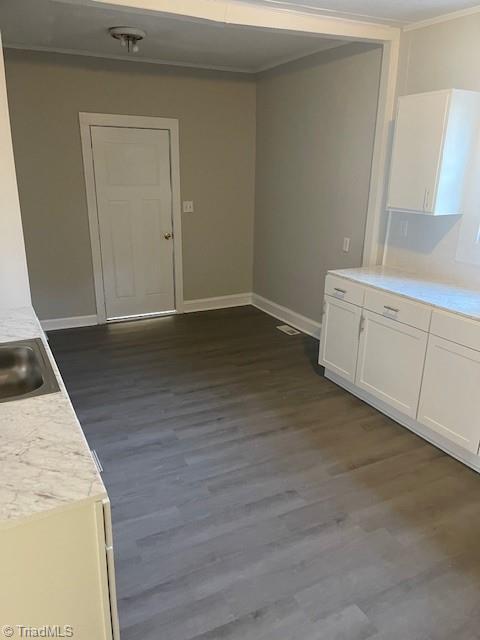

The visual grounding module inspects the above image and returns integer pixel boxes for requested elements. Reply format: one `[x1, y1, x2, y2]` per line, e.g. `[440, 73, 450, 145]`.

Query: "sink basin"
[0, 338, 60, 403]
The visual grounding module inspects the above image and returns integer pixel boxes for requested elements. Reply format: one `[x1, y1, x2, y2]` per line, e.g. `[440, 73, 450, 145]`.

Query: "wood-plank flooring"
[48, 306, 480, 640]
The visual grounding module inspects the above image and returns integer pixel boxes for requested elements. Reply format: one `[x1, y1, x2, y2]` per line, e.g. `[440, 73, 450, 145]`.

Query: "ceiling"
[249, 0, 480, 25]
[0, 0, 346, 73]
[2, 0, 477, 73]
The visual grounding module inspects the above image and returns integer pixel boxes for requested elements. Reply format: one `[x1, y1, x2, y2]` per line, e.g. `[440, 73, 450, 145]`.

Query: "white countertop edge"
[328, 268, 480, 321]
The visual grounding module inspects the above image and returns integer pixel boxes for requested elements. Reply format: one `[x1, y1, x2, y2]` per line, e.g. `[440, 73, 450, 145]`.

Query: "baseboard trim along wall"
[41, 315, 98, 331]
[183, 293, 252, 313]
[40, 294, 322, 339]
[251, 293, 321, 339]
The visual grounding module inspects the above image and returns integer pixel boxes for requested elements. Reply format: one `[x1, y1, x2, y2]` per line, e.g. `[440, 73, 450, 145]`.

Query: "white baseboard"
[40, 295, 321, 339]
[41, 315, 98, 331]
[251, 293, 321, 339]
[183, 293, 252, 313]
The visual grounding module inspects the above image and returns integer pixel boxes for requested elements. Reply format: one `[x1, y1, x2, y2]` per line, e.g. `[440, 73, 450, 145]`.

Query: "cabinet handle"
[423, 188, 430, 211]
[384, 305, 399, 314]
[334, 287, 347, 296]
[359, 316, 365, 334]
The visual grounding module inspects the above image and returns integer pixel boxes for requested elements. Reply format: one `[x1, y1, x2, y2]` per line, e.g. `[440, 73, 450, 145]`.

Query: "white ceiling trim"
[236, 0, 403, 26]
[86, 0, 399, 41]
[4, 43, 255, 73]
[403, 3, 480, 31]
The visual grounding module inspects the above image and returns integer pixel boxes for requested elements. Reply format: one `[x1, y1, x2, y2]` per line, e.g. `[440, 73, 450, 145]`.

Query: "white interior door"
[91, 126, 175, 320]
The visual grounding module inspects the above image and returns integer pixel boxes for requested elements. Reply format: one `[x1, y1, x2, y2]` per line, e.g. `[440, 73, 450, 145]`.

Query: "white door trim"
[362, 37, 400, 265]
[79, 112, 184, 324]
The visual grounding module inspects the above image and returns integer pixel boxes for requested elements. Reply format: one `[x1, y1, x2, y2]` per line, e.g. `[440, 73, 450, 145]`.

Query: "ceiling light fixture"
[109, 27, 146, 54]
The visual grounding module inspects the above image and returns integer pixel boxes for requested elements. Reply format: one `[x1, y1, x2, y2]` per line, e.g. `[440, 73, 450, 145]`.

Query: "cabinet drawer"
[364, 288, 431, 331]
[430, 310, 480, 352]
[325, 275, 364, 307]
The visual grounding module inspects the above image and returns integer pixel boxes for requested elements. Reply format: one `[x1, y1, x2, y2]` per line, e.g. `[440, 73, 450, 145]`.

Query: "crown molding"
[236, 0, 403, 26]
[403, 4, 480, 32]
[4, 43, 254, 74]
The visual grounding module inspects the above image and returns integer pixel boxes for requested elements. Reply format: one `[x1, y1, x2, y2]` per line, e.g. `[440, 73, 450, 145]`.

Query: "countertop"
[329, 266, 480, 321]
[0, 306, 106, 529]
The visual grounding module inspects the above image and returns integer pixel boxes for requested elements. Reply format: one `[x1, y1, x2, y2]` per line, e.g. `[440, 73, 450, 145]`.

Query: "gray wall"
[384, 13, 480, 287]
[253, 43, 382, 322]
[4, 50, 256, 320]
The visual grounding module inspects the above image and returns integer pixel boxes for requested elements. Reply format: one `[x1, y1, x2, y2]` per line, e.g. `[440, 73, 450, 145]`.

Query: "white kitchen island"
[319, 266, 480, 472]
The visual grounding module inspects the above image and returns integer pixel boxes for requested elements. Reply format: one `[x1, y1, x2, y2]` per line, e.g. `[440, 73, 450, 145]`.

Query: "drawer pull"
[384, 305, 399, 314]
[334, 287, 347, 297]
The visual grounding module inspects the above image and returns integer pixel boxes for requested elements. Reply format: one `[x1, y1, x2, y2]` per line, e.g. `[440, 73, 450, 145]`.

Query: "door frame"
[79, 112, 184, 324]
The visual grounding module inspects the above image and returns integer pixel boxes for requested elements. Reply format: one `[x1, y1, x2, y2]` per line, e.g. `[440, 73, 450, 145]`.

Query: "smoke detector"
[109, 27, 146, 54]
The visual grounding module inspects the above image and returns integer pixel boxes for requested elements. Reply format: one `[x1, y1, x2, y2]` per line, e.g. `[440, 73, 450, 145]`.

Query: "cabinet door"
[0, 501, 113, 640]
[319, 295, 361, 382]
[388, 91, 449, 213]
[356, 310, 428, 418]
[418, 335, 480, 453]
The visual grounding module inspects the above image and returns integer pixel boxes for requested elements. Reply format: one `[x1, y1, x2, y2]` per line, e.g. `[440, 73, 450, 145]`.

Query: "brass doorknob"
[164, 232, 172, 240]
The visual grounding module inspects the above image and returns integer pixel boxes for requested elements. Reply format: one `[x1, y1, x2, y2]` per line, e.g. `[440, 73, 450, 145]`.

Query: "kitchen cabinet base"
[325, 369, 480, 474]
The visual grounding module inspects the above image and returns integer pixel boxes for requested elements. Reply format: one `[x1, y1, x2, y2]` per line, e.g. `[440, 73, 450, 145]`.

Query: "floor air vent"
[277, 325, 301, 335]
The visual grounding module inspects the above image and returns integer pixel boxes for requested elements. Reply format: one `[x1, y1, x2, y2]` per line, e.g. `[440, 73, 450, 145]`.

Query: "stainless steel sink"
[0, 338, 60, 403]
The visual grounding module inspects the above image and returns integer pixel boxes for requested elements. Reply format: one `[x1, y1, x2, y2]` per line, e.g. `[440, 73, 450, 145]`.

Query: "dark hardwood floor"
[48, 306, 480, 640]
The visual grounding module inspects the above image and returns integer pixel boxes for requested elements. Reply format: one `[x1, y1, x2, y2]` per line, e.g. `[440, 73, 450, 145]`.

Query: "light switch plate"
[342, 237, 351, 253]
[183, 201, 194, 213]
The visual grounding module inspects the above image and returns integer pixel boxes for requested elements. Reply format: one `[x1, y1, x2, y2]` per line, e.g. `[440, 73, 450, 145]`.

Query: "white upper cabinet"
[387, 89, 480, 216]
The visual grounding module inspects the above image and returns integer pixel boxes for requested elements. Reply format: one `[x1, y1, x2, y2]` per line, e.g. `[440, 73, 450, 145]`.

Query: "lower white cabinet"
[418, 335, 480, 454]
[0, 499, 119, 640]
[320, 273, 480, 466]
[319, 295, 362, 382]
[355, 310, 428, 418]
